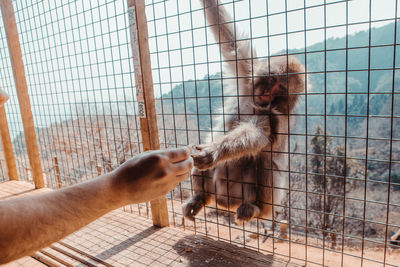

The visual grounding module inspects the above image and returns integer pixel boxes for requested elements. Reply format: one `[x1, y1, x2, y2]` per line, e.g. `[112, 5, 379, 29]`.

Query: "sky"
[0, 0, 398, 135]
[146, 0, 397, 84]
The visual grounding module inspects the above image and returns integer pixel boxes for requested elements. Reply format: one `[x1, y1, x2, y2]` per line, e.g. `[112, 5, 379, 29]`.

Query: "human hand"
[109, 147, 193, 205]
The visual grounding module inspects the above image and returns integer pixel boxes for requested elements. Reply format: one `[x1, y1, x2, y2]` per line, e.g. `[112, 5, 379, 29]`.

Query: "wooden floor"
[0, 181, 297, 267]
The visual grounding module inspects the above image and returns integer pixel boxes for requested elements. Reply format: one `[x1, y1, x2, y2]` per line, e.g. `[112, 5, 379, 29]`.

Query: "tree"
[391, 173, 400, 191]
[309, 125, 359, 240]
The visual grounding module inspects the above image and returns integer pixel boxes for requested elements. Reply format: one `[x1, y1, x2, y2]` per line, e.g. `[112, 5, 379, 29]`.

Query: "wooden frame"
[0, 88, 18, 181]
[127, 0, 169, 227]
[0, 0, 44, 188]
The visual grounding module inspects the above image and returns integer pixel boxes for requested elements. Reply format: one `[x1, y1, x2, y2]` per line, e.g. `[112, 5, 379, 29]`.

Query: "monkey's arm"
[201, 0, 254, 77]
[193, 119, 271, 170]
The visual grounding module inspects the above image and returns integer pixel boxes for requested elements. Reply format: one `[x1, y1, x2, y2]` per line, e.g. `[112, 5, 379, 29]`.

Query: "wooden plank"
[127, 0, 169, 227]
[0, 0, 44, 188]
[31, 252, 63, 267]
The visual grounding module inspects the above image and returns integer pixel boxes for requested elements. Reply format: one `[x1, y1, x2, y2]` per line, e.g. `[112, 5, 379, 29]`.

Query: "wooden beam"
[0, 88, 18, 181]
[128, 0, 169, 227]
[53, 157, 62, 189]
[0, 0, 44, 188]
[0, 107, 18, 180]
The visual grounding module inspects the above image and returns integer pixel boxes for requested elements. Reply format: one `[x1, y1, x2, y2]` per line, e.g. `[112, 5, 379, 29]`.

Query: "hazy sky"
[146, 0, 397, 84]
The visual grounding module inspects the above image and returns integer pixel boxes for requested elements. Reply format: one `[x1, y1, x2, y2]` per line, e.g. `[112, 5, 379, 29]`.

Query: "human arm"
[0, 147, 193, 263]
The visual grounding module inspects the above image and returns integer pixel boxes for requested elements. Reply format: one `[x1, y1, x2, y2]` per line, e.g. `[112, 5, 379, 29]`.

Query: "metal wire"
[146, 0, 400, 266]
[0, 0, 143, 188]
[0, 0, 398, 266]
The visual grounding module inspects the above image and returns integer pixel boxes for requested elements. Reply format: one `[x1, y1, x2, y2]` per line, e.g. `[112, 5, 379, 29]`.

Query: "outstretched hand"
[0, 147, 193, 263]
[110, 147, 193, 205]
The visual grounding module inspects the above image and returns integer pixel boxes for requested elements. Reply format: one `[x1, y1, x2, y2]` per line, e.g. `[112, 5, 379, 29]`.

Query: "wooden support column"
[0, 0, 44, 188]
[128, 0, 169, 227]
[0, 88, 18, 181]
[280, 220, 288, 240]
[53, 157, 62, 189]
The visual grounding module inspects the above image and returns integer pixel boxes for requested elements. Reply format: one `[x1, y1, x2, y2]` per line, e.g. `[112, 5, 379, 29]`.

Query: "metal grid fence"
[0, 0, 144, 188]
[0, 0, 399, 266]
[147, 0, 400, 266]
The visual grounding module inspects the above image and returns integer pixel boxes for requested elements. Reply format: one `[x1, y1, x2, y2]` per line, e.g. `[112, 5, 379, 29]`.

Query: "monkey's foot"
[191, 143, 218, 170]
[182, 195, 206, 221]
[236, 203, 260, 225]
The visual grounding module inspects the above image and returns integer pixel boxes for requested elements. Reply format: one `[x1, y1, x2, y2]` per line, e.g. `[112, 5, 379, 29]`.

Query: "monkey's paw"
[182, 197, 205, 221]
[236, 203, 260, 225]
[191, 143, 218, 170]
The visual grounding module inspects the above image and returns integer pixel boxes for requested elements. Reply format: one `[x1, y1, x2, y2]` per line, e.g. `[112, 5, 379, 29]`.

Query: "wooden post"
[96, 165, 102, 176]
[0, 0, 44, 188]
[0, 88, 18, 181]
[330, 232, 337, 249]
[280, 220, 288, 240]
[53, 157, 62, 189]
[127, 0, 169, 227]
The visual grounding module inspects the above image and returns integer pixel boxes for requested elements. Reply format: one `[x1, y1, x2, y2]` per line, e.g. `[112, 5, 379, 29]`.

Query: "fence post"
[331, 232, 337, 249]
[127, 0, 169, 227]
[96, 165, 102, 177]
[280, 220, 288, 240]
[0, 88, 18, 181]
[53, 157, 62, 189]
[0, 0, 44, 188]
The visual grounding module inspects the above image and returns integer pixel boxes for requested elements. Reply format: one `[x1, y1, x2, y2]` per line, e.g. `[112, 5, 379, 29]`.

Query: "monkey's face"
[253, 75, 287, 106]
[252, 56, 305, 107]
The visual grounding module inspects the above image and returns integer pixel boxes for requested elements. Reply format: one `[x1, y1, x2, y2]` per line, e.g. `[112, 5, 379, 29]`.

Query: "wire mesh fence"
[146, 0, 400, 266]
[0, 0, 144, 188]
[0, 0, 399, 266]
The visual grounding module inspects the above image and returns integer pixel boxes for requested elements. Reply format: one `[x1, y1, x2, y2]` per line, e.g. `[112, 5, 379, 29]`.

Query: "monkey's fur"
[182, 0, 306, 224]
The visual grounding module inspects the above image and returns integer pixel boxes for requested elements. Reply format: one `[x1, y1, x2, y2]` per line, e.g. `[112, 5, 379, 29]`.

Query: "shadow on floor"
[93, 226, 160, 261]
[172, 235, 296, 267]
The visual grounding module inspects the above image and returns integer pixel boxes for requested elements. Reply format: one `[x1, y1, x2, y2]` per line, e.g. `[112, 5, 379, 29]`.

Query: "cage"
[0, 0, 399, 266]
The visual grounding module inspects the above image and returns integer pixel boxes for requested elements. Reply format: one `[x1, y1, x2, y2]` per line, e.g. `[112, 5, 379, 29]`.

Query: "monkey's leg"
[182, 169, 213, 221]
[192, 119, 271, 170]
[235, 165, 260, 224]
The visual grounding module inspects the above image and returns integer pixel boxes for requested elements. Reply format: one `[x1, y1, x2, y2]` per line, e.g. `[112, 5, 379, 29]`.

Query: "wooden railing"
[0, 0, 44, 188]
[0, 87, 18, 181]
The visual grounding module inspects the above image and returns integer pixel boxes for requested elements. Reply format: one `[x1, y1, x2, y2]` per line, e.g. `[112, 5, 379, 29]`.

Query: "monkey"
[182, 0, 306, 227]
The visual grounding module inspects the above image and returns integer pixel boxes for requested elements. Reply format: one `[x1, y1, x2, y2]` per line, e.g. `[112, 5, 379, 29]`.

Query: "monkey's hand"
[193, 120, 271, 170]
[191, 143, 219, 170]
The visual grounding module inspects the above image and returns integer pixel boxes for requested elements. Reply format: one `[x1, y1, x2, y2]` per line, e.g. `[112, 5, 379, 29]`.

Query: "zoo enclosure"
[0, 0, 399, 266]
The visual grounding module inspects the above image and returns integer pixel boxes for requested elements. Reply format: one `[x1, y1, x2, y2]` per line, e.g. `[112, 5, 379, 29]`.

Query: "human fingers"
[172, 157, 193, 175]
[165, 173, 190, 192]
[175, 171, 191, 182]
[163, 147, 191, 163]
